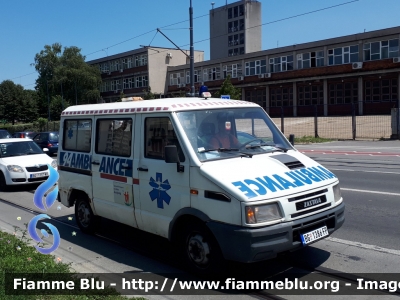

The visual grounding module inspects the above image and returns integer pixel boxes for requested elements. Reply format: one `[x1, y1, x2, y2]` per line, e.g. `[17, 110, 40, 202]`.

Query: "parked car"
[0, 138, 57, 190]
[11, 132, 37, 139]
[32, 132, 59, 156]
[0, 129, 11, 139]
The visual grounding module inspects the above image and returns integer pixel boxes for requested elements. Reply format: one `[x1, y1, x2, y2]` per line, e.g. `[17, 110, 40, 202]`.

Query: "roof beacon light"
[201, 92, 211, 99]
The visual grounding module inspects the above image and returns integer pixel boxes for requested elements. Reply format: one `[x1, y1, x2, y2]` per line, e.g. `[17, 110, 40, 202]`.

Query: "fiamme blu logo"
[28, 165, 60, 254]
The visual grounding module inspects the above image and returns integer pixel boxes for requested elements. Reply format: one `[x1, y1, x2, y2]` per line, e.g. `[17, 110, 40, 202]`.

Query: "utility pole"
[189, 0, 195, 97]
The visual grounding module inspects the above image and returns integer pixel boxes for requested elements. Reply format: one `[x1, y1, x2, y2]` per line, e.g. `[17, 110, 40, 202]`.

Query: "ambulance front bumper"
[206, 202, 345, 263]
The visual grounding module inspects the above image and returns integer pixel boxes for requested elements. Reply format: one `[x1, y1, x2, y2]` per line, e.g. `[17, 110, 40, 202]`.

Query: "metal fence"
[268, 101, 400, 140]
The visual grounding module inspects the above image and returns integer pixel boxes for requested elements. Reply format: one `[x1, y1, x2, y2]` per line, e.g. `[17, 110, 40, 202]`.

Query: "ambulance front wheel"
[75, 198, 97, 234]
[181, 222, 224, 275]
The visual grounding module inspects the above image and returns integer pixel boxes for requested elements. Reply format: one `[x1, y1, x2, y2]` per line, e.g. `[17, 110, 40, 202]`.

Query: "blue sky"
[1, 0, 399, 89]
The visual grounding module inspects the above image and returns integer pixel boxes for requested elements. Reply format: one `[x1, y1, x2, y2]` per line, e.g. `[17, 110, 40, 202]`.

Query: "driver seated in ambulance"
[209, 118, 241, 149]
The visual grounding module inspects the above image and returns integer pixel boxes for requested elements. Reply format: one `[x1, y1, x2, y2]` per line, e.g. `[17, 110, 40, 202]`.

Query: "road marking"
[327, 237, 400, 256]
[329, 168, 400, 175]
[341, 187, 400, 196]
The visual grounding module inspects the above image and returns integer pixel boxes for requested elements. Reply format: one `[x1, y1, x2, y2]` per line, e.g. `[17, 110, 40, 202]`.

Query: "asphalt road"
[1, 140, 400, 299]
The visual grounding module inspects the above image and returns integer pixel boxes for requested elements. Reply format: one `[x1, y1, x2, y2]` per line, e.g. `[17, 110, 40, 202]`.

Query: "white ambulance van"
[58, 96, 344, 274]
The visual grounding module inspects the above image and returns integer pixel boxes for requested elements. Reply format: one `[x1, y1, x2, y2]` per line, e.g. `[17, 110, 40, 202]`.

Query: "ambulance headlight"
[245, 203, 282, 224]
[333, 183, 341, 202]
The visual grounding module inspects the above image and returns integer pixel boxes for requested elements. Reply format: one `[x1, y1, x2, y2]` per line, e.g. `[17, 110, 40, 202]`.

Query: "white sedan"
[0, 138, 57, 190]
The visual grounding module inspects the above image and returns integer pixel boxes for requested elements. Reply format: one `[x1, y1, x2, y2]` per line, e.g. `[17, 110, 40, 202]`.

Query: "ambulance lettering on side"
[98, 157, 133, 178]
[232, 166, 336, 199]
[59, 152, 92, 170]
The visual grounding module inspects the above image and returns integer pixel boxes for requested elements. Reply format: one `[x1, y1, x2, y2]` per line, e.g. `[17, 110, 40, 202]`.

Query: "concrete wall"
[148, 49, 204, 95]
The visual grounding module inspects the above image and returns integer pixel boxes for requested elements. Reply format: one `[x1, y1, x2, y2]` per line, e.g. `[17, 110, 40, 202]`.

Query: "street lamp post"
[189, 0, 195, 97]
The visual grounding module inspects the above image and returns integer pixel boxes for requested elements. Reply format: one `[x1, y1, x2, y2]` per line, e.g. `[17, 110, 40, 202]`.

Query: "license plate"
[30, 172, 48, 178]
[300, 226, 329, 245]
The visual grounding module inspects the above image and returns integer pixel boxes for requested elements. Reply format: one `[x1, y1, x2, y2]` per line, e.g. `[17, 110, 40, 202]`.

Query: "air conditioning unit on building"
[114, 90, 119, 94]
[265, 73, 271, 78]
[258, 74, 265, 79]
[393, 57, 400, 63]
[107, 72, 111, 75]
[352, 62, 363, 69]
[120, 69, 123, 73]
[239, 76, 244, 81]
[167, 53, 173, 58]
[179, 83, 185, 88]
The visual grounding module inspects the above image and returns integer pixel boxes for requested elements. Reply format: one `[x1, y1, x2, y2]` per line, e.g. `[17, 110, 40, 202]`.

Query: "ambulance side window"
[63, 119, 92, 152]
[144, 117, 185, 162]
[95, 118, 132, 157]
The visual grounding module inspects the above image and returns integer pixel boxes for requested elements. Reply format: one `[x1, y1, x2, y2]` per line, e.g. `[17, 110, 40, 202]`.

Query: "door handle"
[92, 161, 100, 165]
[137, 167, 148, 172]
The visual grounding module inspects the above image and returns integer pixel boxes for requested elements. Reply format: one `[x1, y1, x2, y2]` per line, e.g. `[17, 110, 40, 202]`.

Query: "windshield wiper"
[244, 143, 285, 152]
[199, 148, 239, 153]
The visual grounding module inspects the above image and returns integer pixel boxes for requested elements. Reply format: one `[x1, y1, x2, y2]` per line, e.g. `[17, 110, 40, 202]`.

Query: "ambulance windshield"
[176, 107, 293, 162]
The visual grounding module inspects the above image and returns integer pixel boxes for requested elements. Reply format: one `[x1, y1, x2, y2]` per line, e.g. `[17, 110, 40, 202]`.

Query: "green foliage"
[0, 227, 133, 299]
[33, 43, 102, 118]
[0, 80, 25, 125]
[213, 75, 241, 100]
[293, 135, 333, 144]
[50, 95, 70, 121]
[142, 86, 156, 100]
[37, 117, 48, 132]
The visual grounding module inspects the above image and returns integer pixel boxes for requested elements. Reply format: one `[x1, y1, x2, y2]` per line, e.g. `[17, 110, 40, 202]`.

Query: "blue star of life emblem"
[149, 173, 171, 209]
[68, 128, 73, 139]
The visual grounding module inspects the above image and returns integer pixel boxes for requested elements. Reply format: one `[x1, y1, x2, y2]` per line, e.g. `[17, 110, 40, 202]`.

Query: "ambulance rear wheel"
[75, 198, 96, 234]
[181, 222, 224, 275]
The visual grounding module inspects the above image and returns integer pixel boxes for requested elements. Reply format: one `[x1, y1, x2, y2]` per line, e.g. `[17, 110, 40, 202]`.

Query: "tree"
[142, 86, 156, 100]
[213, 75, 241, 100]
[33, 43, 102, 118]
[20, 90, 39, 123]
[50, 95, 70, 121]
[0, 80, 24, 125]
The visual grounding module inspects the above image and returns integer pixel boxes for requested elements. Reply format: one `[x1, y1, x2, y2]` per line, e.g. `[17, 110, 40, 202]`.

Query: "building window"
[245, 60, 267, 76]
[100, 63, 109, 73]
[122, 57, 133, 69]
[203, 67, 220, 81]
[135, 54, 147, 67]
[297, 51, 324, 69]
[328, 45, 359, 65]
[136, 75, 148, 88]
[245, 89, 266, 108]
[111, 79, 121, 91]
[365, 78, 398, 102]
[101, 81, 110, 92]
[228, 33, 244, 47]
[269, 55, 293, 73]
[270, 86, 293, 107]
[223, 63, 242, 79]
[170, 72, 184, 85]
[328, 82, 358, 104]
[298, 85, 324, 106]
[228, 7, 232, 19]
[239, 4, 244, 16]
[364, 39, 399, 61]
[123, 77, 134, 89]
[110, 60, 120, 72]
[186, 70, 201, 84]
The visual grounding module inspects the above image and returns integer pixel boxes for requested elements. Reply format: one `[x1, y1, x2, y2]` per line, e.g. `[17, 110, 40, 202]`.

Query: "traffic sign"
[221, 95, 230, 99]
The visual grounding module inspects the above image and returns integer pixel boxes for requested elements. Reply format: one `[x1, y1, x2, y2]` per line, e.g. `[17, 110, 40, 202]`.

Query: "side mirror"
[289, 134, 295, 146]
[165, 145, 184, 173]
[43, 148, 49, 152]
